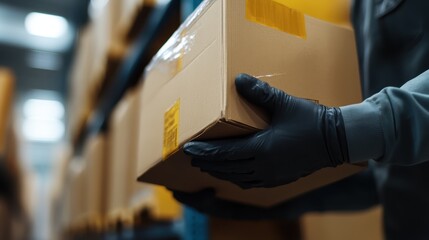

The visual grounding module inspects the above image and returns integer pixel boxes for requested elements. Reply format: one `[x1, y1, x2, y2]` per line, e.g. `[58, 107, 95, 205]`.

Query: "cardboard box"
[117, 0, 145, 40]
[91, 2, 112, 82]
[137, 0, 363, 207]
[68, 25, 96, 139]
[67, 160, 87, 227]
[108, 87, 181, 223]
[50, 146, 72, 236]
[303, 207, 383, 240]
[83, 134, 108, 228]
[210, 218, 297, 240]
[107, 88, 140, 222]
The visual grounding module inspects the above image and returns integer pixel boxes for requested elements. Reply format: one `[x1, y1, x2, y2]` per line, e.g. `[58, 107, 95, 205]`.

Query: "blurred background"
[0, 0, 383, 239]
[0, 0, 88, 239]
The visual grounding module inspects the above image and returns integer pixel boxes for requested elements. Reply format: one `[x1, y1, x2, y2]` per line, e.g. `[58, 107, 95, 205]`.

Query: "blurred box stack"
[0, 68, 29, 240]
[63, 0, 182, 238]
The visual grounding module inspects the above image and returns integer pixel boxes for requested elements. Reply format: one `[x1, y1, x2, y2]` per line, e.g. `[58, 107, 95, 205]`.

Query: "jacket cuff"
[340, 101, 384, 163]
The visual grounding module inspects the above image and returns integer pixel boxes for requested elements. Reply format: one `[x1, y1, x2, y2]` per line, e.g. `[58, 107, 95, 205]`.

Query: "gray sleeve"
[340, 69, 429, 165]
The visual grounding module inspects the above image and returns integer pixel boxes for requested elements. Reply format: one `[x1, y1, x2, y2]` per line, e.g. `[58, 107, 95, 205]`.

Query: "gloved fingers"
[184, 137, 258, 161]
[191, 158, 255, 174]
[235, 73, 288, 113]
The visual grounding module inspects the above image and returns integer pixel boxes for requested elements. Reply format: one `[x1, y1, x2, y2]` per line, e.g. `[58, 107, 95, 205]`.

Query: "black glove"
[173, 170, 378, 220]
[184, 74, 350, 189]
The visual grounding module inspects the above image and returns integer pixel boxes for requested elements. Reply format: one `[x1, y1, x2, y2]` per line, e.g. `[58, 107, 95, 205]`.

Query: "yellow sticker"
[246, 0, 306, 38]
[273, 0, 351, 27]
[163, 99, 180, 160]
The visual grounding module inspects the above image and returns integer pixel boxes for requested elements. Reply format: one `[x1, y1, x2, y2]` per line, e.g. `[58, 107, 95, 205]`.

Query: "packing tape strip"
[163, 99, 180, 160]
[246, 0, 306, 38]
[175, 31, 187, 75]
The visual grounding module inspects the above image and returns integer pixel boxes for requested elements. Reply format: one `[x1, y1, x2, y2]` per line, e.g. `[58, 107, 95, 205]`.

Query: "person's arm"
[342, 69, 429, 165]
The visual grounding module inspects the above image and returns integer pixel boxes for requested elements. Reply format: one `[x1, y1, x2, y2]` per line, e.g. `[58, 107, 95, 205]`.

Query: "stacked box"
[68, 25, 96, 139]
[83, 134, 108, 230]
[107, 86, 181, 224]
[106, 88, 141, 225]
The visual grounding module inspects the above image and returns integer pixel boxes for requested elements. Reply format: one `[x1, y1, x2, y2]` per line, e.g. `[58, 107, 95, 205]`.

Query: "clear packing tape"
[145, 0, 350, 76]
[145, 0, 216, 76]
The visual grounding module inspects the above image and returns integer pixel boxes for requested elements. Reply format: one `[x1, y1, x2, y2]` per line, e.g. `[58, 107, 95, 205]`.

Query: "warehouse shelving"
[68, 0, 207, 239]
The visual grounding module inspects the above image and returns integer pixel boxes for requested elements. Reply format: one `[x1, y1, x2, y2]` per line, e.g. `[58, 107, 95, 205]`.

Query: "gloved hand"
[173, 170, 378, 220]
[184, 73, 350, 189]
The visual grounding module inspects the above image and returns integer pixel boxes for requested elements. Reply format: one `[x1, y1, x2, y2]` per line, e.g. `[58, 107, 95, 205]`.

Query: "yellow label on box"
[273, 0, 351, 27]
[246, 0, 306, 38]
[163, 99, 180, 160]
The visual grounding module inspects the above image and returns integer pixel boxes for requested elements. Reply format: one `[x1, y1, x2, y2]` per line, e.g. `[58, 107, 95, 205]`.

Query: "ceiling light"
[25, 12, 68, 38]
[23, 99, 64, 120]
[23, 119, 64, 142]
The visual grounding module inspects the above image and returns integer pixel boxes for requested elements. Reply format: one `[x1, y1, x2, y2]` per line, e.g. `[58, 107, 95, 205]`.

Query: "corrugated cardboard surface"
[138, 0, 363, 207]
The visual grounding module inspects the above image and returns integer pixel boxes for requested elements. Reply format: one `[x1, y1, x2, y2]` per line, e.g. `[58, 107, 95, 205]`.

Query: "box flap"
[138, 121, 260, 192]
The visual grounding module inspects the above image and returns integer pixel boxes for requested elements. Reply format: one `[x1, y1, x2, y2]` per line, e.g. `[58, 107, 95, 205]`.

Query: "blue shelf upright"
[181, 0, 204, 21]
